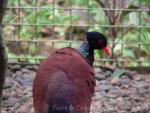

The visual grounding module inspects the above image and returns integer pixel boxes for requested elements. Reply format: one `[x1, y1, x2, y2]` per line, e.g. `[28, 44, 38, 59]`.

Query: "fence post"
[0, 0, 8, 112]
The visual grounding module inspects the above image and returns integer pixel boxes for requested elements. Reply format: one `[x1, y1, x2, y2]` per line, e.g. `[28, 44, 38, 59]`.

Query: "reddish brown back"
[33, 47, 96, 113]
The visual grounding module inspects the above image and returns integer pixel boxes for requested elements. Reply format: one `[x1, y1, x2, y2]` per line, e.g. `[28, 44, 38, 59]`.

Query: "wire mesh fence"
[3, 0, 150, 67]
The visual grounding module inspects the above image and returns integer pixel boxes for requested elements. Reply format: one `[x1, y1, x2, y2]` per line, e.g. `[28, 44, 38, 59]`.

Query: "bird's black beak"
[103, 46, 112, 57]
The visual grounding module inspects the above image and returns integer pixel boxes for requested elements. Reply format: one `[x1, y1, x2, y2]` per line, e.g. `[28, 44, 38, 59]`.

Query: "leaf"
[55, 41, 69, 48]
[112, 68, 125, 77]
[129, 12, 139, 26]
[121, 5, 139, 17]
[28, 44, 36, 54]
[71, 42, 80, 48]
[123, 49, 135, 58]
[95, 49, 104, 58]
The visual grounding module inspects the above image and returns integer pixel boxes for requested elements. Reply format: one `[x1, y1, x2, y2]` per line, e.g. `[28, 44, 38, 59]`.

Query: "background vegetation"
[3, 0, 150, 66]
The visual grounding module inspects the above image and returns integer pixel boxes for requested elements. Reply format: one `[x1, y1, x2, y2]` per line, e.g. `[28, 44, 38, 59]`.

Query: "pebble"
[110, 77, 121, 86]
[105, 71, 112, 78]
[132, 74, 142, 81]
[21, 68, 31, 74]
[9, 65, 21, 71]
[1, 110, 9, 113]
[117, 102, 132, 111]
[95, 74, 106, 80]
[1, 65, 150, 113]
[3, 97, 20, 108]
[17, 104, 31, 113]
[22, 73, 35, 80]
[99, 85, 112, 92]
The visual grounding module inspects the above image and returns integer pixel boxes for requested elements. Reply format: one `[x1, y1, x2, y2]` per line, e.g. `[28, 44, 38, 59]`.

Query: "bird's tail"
[48, 97, 74, 113]
[47, 72, 76, 113]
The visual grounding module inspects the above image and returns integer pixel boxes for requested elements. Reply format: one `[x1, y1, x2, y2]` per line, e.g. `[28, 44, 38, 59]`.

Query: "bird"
[33, 31, 111, 113]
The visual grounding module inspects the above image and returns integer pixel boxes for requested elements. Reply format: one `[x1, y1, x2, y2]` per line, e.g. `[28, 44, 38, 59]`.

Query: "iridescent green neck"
[79, 39, 94, 66]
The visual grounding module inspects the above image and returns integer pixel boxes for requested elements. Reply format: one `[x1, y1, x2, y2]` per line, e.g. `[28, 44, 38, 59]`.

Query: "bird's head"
[86, 31, 111, 57]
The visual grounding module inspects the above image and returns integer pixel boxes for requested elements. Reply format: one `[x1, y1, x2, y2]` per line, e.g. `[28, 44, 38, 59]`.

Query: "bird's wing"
[33, 47, 96, 113]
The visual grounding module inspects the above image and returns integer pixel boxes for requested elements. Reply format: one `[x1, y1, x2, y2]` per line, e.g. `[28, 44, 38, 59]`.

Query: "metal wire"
[3, 0, 150, 67]
[5, 7, 150, 12]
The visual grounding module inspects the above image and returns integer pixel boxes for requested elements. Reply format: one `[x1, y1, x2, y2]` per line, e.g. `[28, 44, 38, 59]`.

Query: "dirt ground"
[1, 64, 150, 113]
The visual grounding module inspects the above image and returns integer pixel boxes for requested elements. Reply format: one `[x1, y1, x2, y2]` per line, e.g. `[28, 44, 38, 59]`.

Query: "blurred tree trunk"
[0, 0, 8, 112]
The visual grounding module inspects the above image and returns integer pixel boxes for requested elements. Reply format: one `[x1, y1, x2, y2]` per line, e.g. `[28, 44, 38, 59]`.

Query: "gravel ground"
[2, 64, 150, 113]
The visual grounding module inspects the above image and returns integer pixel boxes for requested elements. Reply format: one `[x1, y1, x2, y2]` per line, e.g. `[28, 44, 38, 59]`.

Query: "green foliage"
[123, 49, 135, 58]
[129, 12, 139, 26]
[140, 30, 150, 57]
[8, 52, 45, 64]
[4, 0, 150, 66]
[37, 9, 53, 24]
[7, 0, 18, 6]
[112, 68, 125, 77]
[73, 0, 88, 6]
[54, 41, 81, 48]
